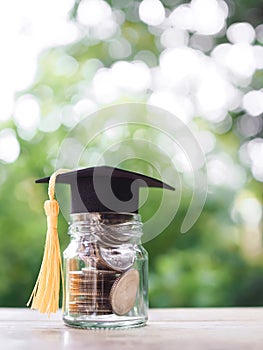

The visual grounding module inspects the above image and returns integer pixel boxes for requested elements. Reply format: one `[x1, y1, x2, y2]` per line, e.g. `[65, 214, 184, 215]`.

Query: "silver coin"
[97, 245, 136, 272]
[110, 269, 139, 316]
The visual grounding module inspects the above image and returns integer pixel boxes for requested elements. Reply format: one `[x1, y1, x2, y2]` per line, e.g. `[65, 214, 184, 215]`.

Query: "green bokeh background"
[0, 0, 262, 308]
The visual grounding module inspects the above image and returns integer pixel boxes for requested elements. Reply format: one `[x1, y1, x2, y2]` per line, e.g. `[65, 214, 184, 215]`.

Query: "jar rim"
[69, 212, 141, 225]
[69, 212, 143, 243]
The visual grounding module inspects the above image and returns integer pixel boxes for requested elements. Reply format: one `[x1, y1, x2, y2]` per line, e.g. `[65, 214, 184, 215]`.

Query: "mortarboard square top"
[36, 166, 174, 214]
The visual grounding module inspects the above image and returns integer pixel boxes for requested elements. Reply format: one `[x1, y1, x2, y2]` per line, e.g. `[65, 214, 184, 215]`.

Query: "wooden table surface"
[1, 308, 262, 350]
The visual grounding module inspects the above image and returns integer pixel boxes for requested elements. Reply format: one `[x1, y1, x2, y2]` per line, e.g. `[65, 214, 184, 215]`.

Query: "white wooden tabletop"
[1, 308, 262, 350]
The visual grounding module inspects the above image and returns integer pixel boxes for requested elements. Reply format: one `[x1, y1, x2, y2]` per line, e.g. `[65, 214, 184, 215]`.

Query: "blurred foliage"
[0, 0, 262, 309]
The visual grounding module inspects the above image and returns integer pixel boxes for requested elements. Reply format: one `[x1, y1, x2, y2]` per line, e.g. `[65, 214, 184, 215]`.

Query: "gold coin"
[82, 268, 118, 275]
[70, 281, 98, 286]
[109, 269, 139, 316]
[70, 291, 103, 296]
[69, 311, 112, 315]
[69, 271, 84, 276]
[70, 285, 98, 289]
[70, 298, 108, 304]
[69, 281, 98, 285]
[69, 306, 111, 311]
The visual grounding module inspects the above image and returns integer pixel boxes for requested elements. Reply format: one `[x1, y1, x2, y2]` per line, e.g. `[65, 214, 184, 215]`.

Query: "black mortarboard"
[36, 166, 174, 214]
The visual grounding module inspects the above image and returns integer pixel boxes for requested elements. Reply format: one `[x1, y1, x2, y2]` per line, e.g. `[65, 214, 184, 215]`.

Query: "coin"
[69, 271, 84, 276]
[109, 269, 139, 316]
[82, 268, 118, 276]
[68, 302, 112, 312]
[70, 289, 103, 294]
[97, 246, 136, 272]
[69, 310, 112, 315]
[67, 257, 131, 316]
[69, 303, 111, 309]
[67, 259, 79, 271]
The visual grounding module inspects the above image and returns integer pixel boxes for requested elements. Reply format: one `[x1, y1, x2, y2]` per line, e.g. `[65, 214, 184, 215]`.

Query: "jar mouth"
[70, 212, 141, 226]
[69, 212, 143, 244]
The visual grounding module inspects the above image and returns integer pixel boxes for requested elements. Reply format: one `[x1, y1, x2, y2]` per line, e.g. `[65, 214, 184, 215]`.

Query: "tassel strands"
[27, 169, 69, 315]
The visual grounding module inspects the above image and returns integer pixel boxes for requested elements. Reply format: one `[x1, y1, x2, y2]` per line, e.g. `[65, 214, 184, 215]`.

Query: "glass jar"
[63, 212, 148, 329]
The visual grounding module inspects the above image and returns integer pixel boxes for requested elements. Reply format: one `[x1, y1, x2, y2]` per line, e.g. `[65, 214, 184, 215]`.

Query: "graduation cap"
[27, 166, 174, 316]
[36, 166, 174, 214]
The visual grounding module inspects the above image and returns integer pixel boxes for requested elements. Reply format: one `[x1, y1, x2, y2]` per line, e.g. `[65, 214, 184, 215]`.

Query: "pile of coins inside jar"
[68, 242, 139, 316]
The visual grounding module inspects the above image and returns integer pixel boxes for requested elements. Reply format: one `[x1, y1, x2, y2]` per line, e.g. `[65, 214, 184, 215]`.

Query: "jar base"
[63, 315, 147, 329]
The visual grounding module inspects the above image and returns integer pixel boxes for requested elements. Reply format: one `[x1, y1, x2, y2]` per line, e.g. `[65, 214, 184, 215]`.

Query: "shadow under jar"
[63, 212, 148, 329]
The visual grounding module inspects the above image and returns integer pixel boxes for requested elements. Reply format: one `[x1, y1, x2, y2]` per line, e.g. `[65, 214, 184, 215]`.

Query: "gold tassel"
[27, 169, 69, 315]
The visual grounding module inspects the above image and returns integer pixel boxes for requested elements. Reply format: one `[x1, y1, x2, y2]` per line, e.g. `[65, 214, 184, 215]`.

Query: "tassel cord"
[27, 169, 69, 315]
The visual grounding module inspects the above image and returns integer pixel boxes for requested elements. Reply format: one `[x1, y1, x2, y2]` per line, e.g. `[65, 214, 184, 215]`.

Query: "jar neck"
[68, 212, 143, 245]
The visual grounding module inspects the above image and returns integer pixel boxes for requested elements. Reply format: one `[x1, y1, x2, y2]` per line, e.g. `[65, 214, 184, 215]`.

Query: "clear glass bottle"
[63, 212, 148, 329]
